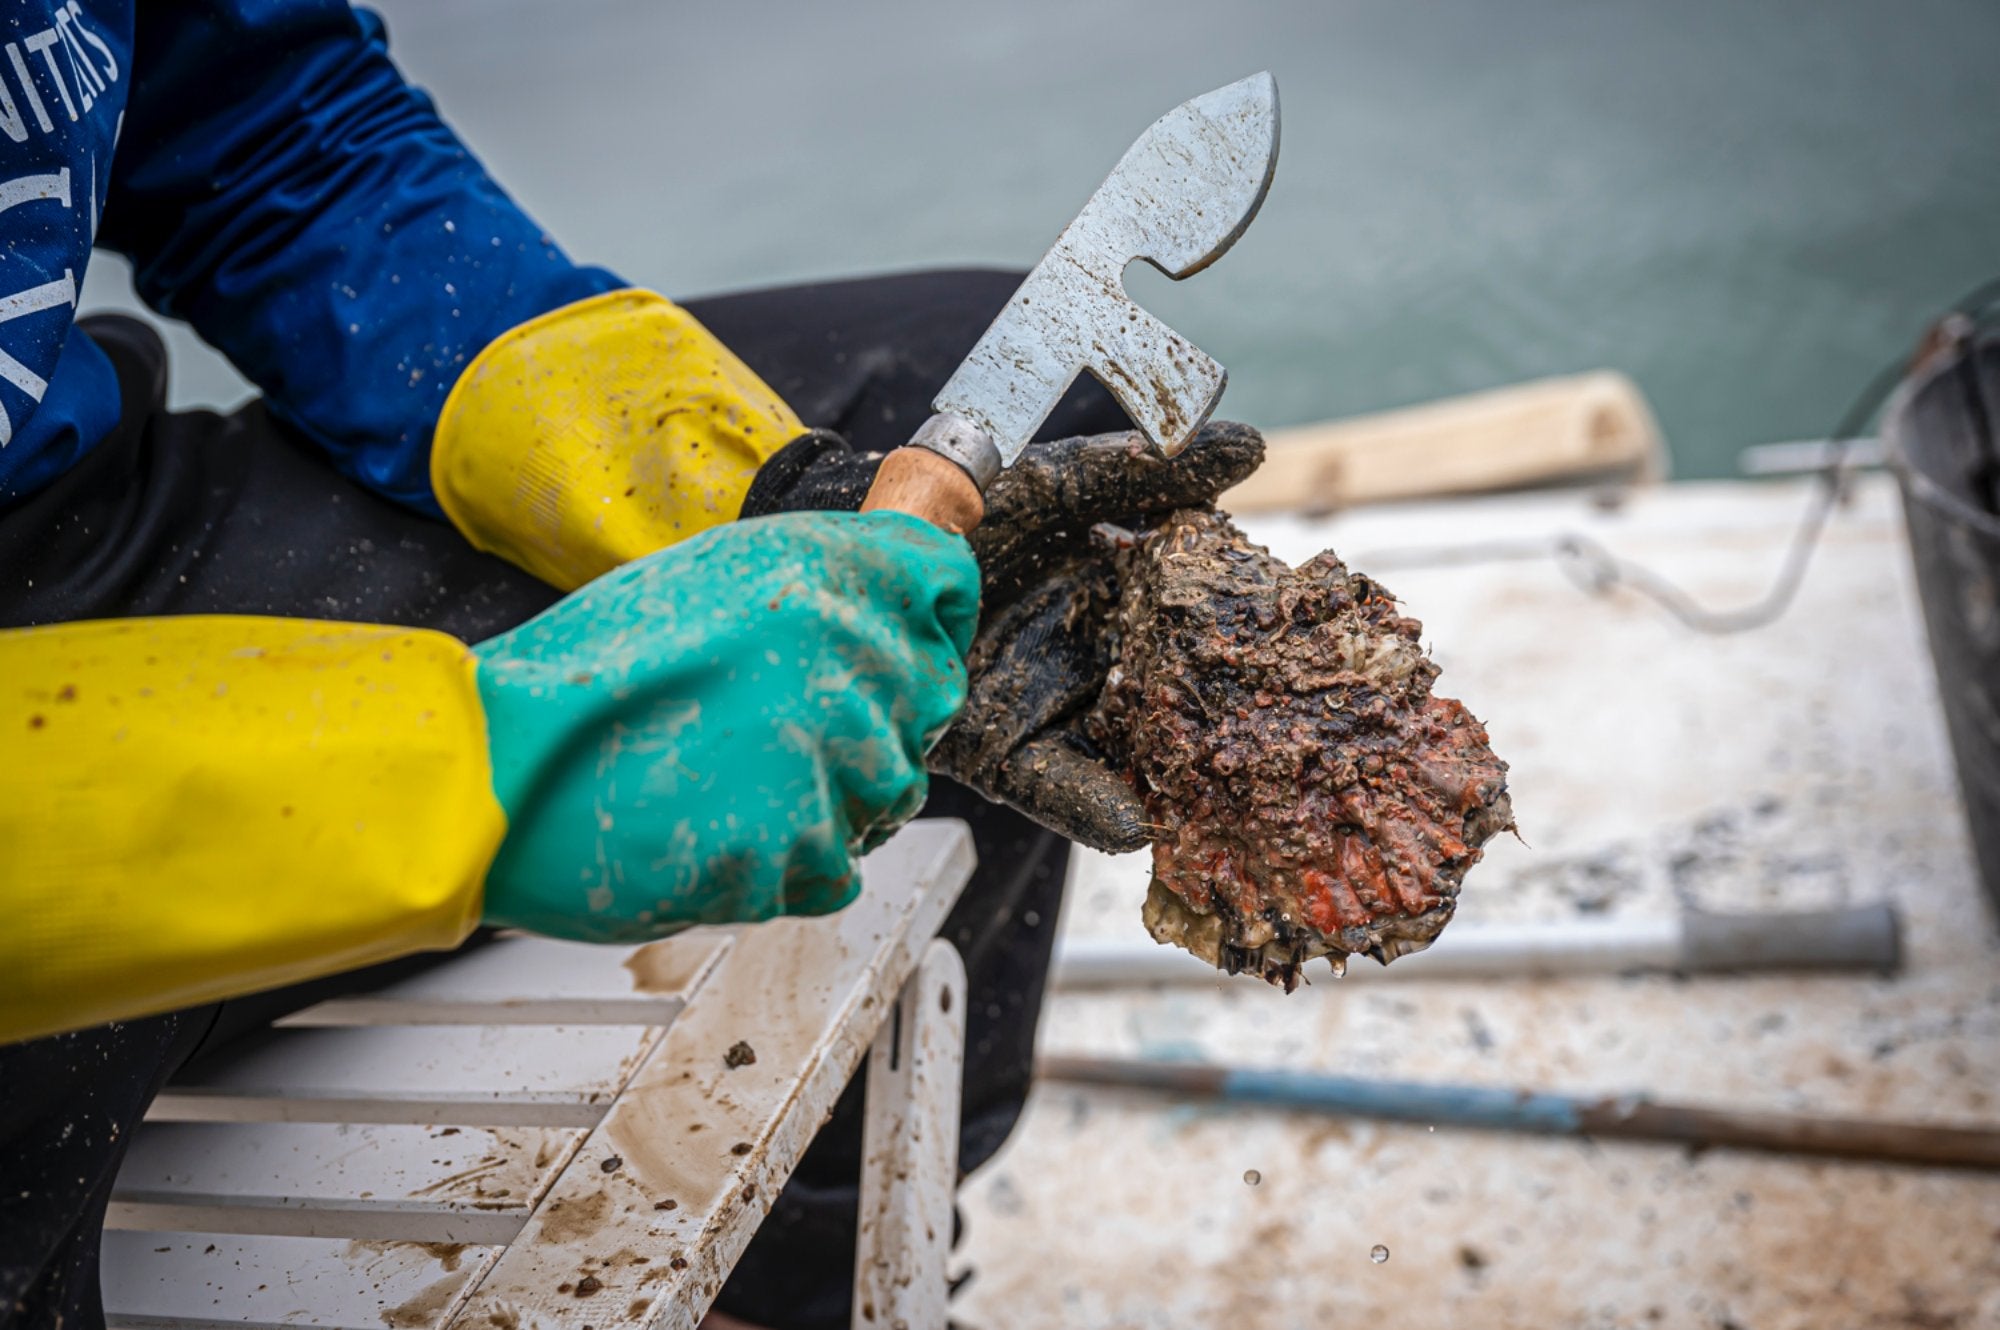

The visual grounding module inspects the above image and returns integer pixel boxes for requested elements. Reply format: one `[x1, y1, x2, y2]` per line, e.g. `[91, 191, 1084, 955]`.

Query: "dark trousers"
[0, 270, 1128, 1330]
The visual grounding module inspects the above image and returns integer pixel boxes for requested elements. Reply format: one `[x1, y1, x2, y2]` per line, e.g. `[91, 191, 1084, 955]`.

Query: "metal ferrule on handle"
[908, 412, 1002, 490]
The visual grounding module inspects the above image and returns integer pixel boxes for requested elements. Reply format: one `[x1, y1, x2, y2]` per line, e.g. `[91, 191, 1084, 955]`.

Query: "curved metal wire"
[1359, 278, 2000, 636]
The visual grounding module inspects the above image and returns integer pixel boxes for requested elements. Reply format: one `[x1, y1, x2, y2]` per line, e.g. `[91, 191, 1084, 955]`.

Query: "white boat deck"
[957, 474, 2000, 1328]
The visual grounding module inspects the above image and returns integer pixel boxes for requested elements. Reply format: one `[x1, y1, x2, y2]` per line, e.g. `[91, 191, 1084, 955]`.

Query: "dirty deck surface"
[954, 474, 2000, 1329]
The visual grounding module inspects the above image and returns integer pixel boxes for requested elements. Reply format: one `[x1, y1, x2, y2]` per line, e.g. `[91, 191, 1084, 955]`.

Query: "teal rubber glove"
[472, 510, 979, 941]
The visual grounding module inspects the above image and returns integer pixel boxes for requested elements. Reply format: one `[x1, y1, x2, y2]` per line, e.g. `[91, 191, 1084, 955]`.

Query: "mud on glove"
[475, 510, 979, 939]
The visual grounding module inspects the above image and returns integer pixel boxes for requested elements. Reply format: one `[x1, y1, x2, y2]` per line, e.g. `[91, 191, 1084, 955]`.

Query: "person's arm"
[99, 2, 608, 511]
[101, 3, 798, 579]
[1, 513, 978, 1045]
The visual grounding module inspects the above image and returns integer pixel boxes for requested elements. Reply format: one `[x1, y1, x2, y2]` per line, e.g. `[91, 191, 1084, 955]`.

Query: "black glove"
[742, 421, 1266, 852]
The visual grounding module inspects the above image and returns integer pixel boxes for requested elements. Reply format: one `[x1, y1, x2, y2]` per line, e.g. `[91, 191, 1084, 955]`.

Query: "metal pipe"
[1048, 903, 1900, 989]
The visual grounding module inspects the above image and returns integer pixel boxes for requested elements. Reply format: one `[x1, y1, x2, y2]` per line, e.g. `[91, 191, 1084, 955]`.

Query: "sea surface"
[83, 0, 2000, 479]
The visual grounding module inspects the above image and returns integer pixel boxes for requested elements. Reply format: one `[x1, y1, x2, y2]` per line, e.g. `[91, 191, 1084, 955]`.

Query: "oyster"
[1088, 509, 1514, 989]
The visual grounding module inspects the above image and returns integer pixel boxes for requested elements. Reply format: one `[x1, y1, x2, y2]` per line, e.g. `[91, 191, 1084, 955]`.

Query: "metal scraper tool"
[860, 72, 1281, 533]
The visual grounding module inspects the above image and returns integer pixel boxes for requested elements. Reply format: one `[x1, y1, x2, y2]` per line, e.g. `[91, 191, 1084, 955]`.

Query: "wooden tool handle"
[860, 447, 985, 535]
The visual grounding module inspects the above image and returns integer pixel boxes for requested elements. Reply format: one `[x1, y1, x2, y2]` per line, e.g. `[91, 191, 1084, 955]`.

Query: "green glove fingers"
[472, 510, 979, 941]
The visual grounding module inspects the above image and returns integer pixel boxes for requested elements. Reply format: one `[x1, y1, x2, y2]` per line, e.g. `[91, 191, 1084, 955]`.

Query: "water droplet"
[1328, 954, 1348, 979]
[1242, 1169, 1261, 1186]
[1370, 1244, 1390, 1264]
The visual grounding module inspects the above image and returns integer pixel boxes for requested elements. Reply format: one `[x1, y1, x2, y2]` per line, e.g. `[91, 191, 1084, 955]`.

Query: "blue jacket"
[1, 1, 620, 513]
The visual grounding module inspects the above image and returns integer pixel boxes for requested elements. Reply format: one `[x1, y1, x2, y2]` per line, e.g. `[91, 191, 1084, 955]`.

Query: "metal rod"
[1049, 903, 1900, 989]
[1035, 1055, 2000, 1172]
[1738, 438, 1885, 476]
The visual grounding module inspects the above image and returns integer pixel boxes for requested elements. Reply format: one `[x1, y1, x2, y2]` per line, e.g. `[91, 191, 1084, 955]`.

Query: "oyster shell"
[1088, 509, 1514, 989]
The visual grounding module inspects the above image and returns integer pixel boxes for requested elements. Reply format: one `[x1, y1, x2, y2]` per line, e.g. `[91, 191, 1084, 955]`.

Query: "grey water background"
[82, 0, 2000, 479]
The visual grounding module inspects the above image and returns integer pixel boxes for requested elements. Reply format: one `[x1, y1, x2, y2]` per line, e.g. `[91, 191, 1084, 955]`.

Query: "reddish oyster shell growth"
[1087, 509, 1514, 989]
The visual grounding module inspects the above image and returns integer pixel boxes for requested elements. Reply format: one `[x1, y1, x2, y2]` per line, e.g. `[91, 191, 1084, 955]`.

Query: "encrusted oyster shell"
[1089, 509, 1514, 989]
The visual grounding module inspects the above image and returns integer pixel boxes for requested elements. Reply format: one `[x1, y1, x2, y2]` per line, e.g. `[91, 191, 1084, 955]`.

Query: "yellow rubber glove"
[431, 289, 803, 591]
[0, 616, 502, 1044]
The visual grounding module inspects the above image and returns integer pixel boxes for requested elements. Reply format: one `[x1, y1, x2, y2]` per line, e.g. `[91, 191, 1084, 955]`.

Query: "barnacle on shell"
[1087, 509, 1514, 990]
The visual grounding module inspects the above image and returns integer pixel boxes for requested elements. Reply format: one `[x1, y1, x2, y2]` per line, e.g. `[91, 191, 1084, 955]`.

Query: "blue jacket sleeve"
[98, 2, 624, 513]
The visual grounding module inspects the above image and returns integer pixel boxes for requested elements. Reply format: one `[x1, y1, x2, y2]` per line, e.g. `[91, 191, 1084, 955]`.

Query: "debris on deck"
[958, 474, 2000, 1329]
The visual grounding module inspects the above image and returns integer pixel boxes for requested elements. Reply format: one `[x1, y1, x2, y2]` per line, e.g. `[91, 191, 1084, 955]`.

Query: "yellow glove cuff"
[432, 289, 804, 591]
[0, 617, 502, 1043]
